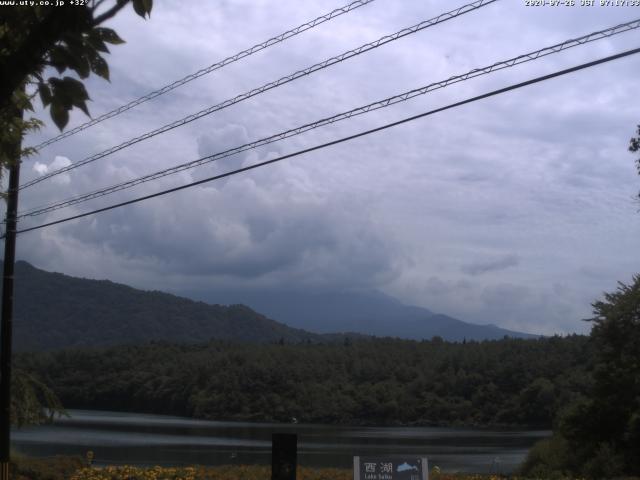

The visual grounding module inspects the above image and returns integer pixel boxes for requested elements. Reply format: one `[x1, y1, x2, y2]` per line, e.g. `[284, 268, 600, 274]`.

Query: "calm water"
[12, 410, 549, 473]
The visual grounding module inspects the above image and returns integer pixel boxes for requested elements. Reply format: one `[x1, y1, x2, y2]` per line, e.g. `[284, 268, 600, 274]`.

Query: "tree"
[1, 0, 154, 184]
[11, 367, 65, 427]
[630, 124, 640, 200]
[0, 0, 152, 431]
[573, 275, 640, 476]
[522, 276, 640, 478]
[1, 0, 152, 130]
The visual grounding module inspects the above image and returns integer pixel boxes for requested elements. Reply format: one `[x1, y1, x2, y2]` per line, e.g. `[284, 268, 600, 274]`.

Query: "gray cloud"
[462, 254, 520, 276]
[20, 141, 402, 293]
[9, 0, 640, 336]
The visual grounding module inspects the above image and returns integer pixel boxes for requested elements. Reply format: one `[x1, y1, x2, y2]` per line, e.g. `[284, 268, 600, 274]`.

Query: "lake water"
[12, 410, 549, 474]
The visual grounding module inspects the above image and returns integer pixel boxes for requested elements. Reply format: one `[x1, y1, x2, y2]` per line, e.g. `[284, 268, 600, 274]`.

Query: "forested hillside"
[6, 261, 537, 350]
[19, 335, 592, 428]
[189, 289, 538, 341]
[8, 261, 326, 350]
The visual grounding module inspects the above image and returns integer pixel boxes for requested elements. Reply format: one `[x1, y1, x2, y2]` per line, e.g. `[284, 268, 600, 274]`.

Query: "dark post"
[271, 433, 297, 480]
[0, 116, 22, 480]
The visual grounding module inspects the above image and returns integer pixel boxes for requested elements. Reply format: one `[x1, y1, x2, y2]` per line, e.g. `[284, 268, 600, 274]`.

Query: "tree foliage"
[0, 0, 152, 427]
[0, 87, 43, 187]
[10, 367, 66, 428]
[630, 124, 640, 200]
[522, 275, 640, 478]
[630, 125, 640, 171]
[564, 275, 640, 477]
[18, 335, 592, 428]
[0, 0, 152, 133]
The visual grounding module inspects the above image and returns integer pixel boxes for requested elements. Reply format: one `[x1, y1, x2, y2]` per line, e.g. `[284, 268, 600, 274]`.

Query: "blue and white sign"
[353, 456, 428, 480]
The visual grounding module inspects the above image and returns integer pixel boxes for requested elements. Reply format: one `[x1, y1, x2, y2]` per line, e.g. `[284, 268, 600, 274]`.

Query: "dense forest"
[19, 335, 591, 428]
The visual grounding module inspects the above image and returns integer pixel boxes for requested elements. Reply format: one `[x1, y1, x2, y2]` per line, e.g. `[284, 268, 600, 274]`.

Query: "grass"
[10, 453, 84, 480]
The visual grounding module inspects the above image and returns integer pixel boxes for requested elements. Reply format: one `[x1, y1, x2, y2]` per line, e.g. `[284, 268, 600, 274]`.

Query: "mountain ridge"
[5, 260, 537, 351]
[7, 261, 327, 351]
[186, 289, 539, 341]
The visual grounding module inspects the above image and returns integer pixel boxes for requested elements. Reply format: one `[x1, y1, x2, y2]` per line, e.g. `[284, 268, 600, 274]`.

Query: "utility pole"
[0, 104, 22, 480]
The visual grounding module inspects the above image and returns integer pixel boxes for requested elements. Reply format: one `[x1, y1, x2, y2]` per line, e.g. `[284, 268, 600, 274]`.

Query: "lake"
[12, 410, 549, 474]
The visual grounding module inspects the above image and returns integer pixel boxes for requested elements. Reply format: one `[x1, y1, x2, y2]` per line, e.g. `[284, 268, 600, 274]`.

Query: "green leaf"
[132, 0, 144, 17]
[63, 77, 91, 117]
[89, 51, 109, 81]
[72, 55, 91, 79]
[60, 76, 90, 101]
[49, 77, 91, 117]
[50, 101, 69, 131]
[87, 31, 110, 53]
[61, 32, 85, 53]
[23, 98, 34, 112]
[62, 34, 91, 79]
[38, 83, 52, 107]
[49, 78, 71, 109]
[74, 99, 90, 117]
[94, 27, 125, 45]
[48, 44, 90, 79]
[132, 0, 152, 18]
[48, 46, 70, 74]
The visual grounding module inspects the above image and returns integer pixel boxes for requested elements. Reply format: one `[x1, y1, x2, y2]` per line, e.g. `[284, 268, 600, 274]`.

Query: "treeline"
[520, 275, 640, 478]
[18, 335, 592, 428]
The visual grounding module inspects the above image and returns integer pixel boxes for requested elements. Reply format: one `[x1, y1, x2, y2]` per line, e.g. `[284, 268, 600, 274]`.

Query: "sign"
[353, 456, 428, 480]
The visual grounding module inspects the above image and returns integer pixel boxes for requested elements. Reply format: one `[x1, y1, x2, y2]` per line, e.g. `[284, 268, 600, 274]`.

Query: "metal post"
[272, 433, 297, 480]
[0, 127, 21, 480]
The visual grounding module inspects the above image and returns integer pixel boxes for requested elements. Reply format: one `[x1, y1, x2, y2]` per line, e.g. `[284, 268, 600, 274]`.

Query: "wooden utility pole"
[0, 105, 22, 480]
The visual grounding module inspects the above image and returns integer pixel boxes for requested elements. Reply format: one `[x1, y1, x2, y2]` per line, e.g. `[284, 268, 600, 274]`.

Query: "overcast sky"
[9, 0, 640, 335]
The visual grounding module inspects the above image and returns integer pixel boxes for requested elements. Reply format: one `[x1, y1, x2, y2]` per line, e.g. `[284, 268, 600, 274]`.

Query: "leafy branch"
[0, 0, 152, 131]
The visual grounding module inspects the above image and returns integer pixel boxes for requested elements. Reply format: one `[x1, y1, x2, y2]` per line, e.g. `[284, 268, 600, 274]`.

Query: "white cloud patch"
[31, 156, 72, 185]
[33, 162, 48, 175]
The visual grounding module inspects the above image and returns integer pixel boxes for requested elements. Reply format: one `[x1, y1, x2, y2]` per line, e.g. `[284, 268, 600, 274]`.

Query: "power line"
[20, 0, 498, 190]
[32, 0, 377, 151]
[13, 46, 640, 237]
[18, 18, 640, 219]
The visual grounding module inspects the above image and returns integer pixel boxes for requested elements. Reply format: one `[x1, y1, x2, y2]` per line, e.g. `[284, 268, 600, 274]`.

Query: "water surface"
[12, 410, 549, 473]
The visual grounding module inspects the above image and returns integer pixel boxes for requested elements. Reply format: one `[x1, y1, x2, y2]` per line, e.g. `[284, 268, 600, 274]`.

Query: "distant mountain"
[4, 261, 536, 352]
[183, 289, 539, 341]
[6, 261, 328, 351]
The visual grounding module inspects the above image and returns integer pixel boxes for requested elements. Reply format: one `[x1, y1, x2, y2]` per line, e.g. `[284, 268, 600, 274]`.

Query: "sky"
[8, 0, 640, 335]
